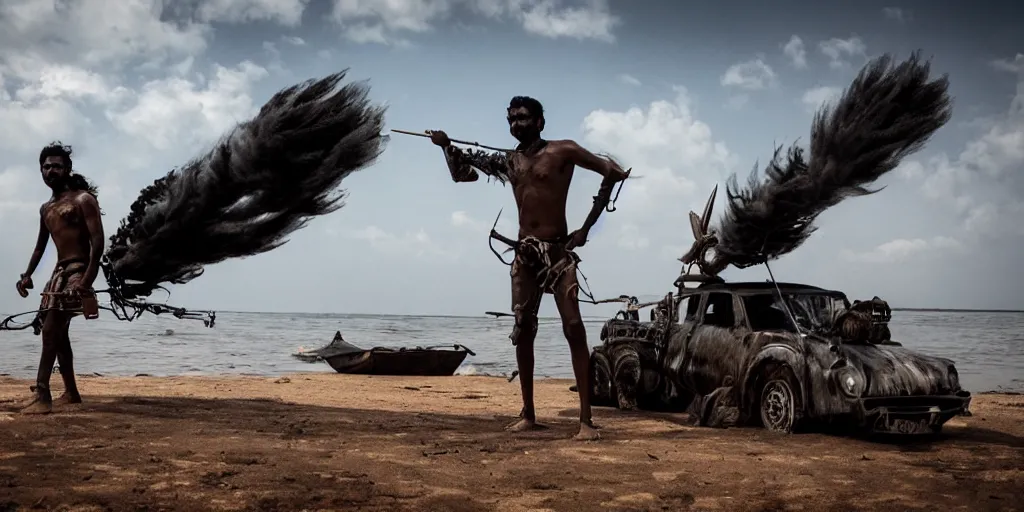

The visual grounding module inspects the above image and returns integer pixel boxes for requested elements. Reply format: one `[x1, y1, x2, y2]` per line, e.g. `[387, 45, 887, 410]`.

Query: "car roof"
[681, 281, 846, 296]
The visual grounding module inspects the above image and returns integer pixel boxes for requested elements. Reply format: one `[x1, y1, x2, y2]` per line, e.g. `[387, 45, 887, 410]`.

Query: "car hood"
[842, 344, 962, 397]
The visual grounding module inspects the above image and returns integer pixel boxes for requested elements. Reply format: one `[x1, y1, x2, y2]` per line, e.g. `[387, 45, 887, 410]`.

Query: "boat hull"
[324, 347, 470, 376]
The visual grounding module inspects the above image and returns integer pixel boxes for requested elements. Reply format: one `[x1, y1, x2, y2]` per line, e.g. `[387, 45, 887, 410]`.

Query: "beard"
[43, 173, 64, 188]
[512, 125, 539, 142]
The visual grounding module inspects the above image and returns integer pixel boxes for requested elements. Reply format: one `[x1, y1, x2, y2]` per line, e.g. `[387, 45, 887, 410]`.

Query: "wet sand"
[0, 373, 1021, 512]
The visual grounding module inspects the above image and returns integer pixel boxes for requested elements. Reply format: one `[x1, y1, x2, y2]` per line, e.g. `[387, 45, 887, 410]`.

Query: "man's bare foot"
[505, 417, 548, 432]
[54, 392, 82, 407]
[573, 420, 601, 441]
[20, 395, 52, 415]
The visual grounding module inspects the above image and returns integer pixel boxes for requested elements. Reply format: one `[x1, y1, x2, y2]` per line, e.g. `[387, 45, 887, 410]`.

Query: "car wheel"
[610, 343, 643, 410]
[759, 367, 802, 433]
[590, 349, 617, 407]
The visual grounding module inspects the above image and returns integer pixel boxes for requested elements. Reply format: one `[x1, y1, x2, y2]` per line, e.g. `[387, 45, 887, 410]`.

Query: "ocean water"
[1, 310, 1021, 393]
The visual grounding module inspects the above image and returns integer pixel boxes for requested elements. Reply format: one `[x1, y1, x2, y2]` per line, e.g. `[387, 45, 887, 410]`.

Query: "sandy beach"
[1, 373, 1021, 512]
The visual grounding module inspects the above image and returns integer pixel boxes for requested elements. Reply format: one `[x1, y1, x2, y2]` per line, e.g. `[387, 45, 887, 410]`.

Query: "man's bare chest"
[43, 200, 83, 231]
[508, 151, 571, 184]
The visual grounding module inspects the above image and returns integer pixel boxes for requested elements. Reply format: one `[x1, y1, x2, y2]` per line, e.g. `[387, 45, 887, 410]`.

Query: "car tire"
[590, 349, 617, 408]
[609, 343, 643, 410]
[758, 366, 803, 434]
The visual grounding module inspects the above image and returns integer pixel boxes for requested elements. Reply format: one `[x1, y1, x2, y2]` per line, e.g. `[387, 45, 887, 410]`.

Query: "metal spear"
[390, 129, 514, 153]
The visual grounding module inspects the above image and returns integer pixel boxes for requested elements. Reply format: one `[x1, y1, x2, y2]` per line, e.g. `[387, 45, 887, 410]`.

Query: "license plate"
[889, 418, 931, 434]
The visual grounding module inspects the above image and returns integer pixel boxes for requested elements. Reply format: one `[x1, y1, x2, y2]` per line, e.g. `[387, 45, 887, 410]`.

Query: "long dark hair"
[39, 141, 99, 197]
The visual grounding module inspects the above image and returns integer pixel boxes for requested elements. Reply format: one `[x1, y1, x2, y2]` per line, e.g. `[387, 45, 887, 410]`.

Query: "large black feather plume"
[711, 51, 953, 269]
[101, 69, 388, 301]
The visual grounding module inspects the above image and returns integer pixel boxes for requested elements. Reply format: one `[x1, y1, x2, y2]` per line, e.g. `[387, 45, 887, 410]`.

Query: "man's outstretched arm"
[563, 140, 629, 246]
[431, 130, 511, 185]
[443, 146, 513, 184]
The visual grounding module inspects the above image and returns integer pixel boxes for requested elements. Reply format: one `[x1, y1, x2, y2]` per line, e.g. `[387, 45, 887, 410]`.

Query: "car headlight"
[947, 364, 961, 390]
[834, 367, 866, 398]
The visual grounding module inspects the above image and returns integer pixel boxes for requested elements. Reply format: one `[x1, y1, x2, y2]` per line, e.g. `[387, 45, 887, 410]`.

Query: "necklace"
[515, 138, 548, 155]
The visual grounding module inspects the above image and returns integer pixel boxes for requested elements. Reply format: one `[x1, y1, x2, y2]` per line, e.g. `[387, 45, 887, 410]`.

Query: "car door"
[660, 292, 702, 387]
[680, 291, 749, 396]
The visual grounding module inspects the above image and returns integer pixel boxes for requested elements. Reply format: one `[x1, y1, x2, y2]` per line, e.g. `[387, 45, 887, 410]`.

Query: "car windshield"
[742, 292, 847, 335]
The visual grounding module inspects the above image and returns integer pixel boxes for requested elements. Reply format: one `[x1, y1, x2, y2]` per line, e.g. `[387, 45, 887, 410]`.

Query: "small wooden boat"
[293, 331, 475, 376]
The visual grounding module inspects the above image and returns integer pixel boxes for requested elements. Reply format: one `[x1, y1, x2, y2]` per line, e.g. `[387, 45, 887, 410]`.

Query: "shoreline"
[13, 307, 1006, 319]
[2, 370, 1021, 395]
[2, 373, 1022, 511]
[143, 309, 1024, 317]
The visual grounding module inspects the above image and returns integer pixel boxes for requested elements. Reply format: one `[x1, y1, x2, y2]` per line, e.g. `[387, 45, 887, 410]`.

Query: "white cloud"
[720, 58, 777, 90]
[0, 62, 132, 150]
[818, 36, 867, 70]
[617, 74, 641, 87]
[0, 0, 305, 86]
[281, 36, 307, 46]
[800, 85, 842, 113]
[106, 61, 269, 150]
[991, 54, 1024, 74]
[341, 22, 393, 45]
[0, 0, 209, 73]
[902, 55, 1024, 238]
[518, 0, 618, 42]
[331, 0, 448, 39]
[841, 236, 961, 264]
[346, 225, 458, 258]
[196, 0, 310, 26]
[0, 65, 129, 152]
[782, 35, 807, 69]
[329, 0, 618, 45]
[451, 210, 485, 230]
[0, 1, 238, 158]
[580, 86, 737, 228]
[0, 95, 86, 152]
[882, 7, 908, 23]
[14, 65, 129, 104]
[896, 160, 925, 181]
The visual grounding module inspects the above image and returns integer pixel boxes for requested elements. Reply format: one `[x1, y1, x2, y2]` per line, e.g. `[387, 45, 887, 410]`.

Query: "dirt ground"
[0, 373, 1021, 512]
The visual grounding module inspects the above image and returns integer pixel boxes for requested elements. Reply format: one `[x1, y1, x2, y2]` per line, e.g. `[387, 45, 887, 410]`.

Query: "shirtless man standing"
[15, 142, 104, 414]
[430, 96, 628, 440]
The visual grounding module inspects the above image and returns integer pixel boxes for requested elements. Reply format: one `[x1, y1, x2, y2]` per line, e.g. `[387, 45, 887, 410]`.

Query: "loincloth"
[510, 236, 581, 298]
[505, 236, 578, 346]
[38, 258, 89, 318]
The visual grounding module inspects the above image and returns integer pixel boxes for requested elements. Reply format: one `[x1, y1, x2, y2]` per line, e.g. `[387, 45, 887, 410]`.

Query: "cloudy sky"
[0, 0, 1021, 318]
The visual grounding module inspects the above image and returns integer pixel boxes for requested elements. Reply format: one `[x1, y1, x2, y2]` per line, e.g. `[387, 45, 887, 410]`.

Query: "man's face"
[507, 106, 539, 141]
[41, 156, 68, 187]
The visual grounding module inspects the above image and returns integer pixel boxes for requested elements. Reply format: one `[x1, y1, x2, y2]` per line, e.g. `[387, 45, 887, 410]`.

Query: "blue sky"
[0, 0, 1022, 317]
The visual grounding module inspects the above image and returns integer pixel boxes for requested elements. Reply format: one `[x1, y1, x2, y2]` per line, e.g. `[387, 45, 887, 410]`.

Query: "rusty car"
[587, 278, 972, 435]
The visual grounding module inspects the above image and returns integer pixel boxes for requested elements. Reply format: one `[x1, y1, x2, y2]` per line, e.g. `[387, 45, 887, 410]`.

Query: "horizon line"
[205, 307, 1024, 316]
[6, 307, 1021, 321]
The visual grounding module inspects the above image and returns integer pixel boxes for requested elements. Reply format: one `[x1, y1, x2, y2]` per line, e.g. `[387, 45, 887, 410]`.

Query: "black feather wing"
[712, 51, 953, 269]
[102, 69, 388, 298]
